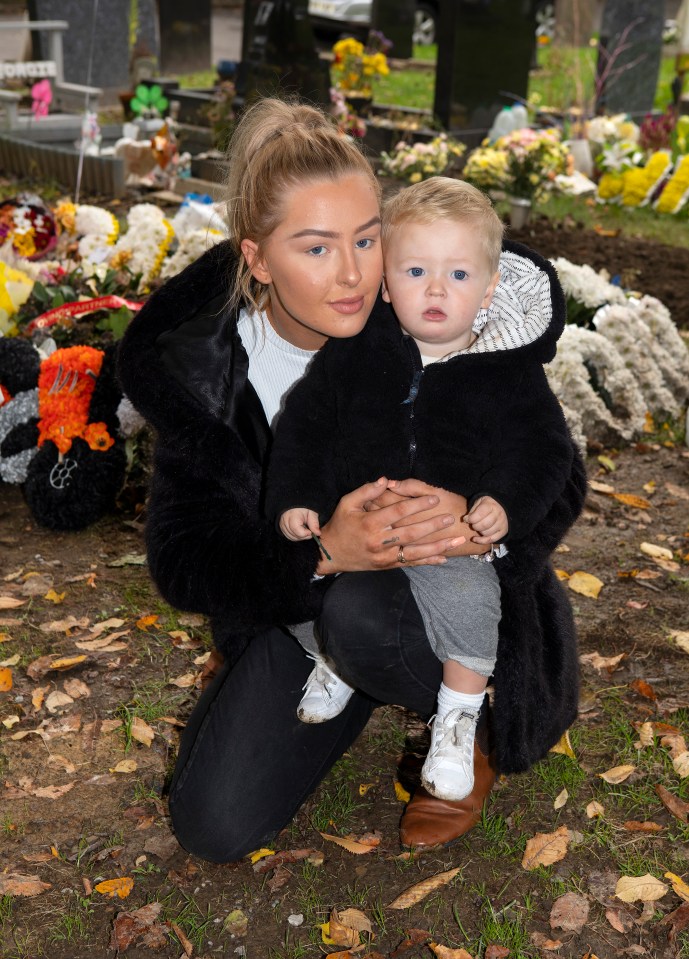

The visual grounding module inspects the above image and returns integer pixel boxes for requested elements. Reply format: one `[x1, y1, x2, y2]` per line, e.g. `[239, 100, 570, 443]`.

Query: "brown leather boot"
[199, 648, 225, 691]
[399, 699, 496, 849]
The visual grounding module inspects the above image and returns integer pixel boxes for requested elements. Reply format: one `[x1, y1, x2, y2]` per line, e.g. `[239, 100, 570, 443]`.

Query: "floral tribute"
[37, 346, 113, 456]
[380, 134, 466, 183]
[0, 196, 57, 260]
[463, 128, 571, 202]
[331, 33, 390, 97]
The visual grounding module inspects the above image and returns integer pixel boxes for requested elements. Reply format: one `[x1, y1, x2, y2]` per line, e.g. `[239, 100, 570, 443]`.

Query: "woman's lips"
[330, 296, 366, 315]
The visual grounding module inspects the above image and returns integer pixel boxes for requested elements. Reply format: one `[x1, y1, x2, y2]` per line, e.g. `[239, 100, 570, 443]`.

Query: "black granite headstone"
[28, 0, 159, 91]
[159, 0, 212, 76]
[434, 0, 539, 137]
[595, 0, 664, 115]
[371, 0, 415, 61]
[235, 0, 330, 109]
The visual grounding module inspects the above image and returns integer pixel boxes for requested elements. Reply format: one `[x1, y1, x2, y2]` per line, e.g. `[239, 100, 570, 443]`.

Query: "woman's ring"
[397, 546, 406, 564]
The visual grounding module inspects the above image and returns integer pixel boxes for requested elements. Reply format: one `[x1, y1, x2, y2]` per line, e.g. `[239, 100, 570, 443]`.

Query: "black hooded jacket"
[117, 239, 587, 774]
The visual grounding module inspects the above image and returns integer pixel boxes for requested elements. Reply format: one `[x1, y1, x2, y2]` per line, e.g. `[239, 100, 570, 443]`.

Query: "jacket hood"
[468, 239, 567, 364]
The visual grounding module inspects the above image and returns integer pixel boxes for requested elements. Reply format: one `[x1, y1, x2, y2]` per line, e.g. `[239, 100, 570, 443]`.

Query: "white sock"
[436, 682, 485, 721]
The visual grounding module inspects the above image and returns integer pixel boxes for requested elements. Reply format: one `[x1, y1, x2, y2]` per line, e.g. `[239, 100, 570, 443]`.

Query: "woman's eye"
[452, 270, 468, 280]
[308, 245, 327, 256]
[407, 267, 424, 277]
[355, 237, 374, 249]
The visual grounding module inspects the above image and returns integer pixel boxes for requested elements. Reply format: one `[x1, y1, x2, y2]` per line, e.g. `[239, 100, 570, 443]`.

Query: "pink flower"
[31, 79, 52, 119]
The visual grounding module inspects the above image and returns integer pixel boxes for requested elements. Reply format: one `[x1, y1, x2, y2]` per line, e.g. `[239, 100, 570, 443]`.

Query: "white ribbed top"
[237, 309, 317, 431]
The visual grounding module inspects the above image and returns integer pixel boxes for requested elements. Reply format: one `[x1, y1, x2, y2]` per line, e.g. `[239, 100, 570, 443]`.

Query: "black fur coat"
[267, 242, 587, 773]
[118, 240, 587, 773]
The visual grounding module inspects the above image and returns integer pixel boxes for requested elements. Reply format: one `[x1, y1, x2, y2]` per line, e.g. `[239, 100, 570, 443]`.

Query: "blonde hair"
[382, 177, 503, 275]
[225, 97, 380, 311]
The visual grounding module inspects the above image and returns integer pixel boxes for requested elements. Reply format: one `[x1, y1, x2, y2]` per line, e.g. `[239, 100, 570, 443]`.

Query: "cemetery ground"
[1, 205, 689, 959]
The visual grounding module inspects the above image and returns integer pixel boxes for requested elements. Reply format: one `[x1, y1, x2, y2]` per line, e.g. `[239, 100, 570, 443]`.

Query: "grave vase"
[508, 196, 532, 230]
[569, 138, 594, 178]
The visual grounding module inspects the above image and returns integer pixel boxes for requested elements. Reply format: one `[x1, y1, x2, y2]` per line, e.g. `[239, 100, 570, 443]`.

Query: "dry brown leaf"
[521, 826, 571, 870]
[673, 753, 689, 778]
[605, 907, 630, 933]
[669, 630, 689, 654]
[2, 715, 19, 728]
[63, 678, 90, 699]
[89, 617, 126, 636]
[110, 902, 169, 951]
[0, 596, 26, 609]
[530, 932, 563, 950]
[661, 902, 689, 942]
[338, 908, 373, 935]
[110, 759, 138, 774]
[579, 651, 626, 672]
[21, 851, 54, 863]
[390, 928, 430, 955]
[169, 671, 198, 688]
[49, 655, 87, 671]
[549, 729, 576, 759]
[222, 909, 249, 936]
[170, 921, 194, 957]
[615, 874, 668, 903]
[328, 909, 362, 948]
[26, 655, 56, 681]
[31, 686, 47, 711]
[39, 616, 89, 633]
[622, 821, 662, 832]
[614, 493, 651, 509]
[484, 947, 510, 959]
[428, 945, 474, 959]
[45, 690, 74, 713]
[95, 876, 134, 899]
[74, 631, 129, 651]
[598, 764, 636, 784]
[567, 571, 604, 599]
[665, 482, 689, 500]
[0, 666, 12, 691]
[320, 833, 378, 855]
[589, 480, 615, 494]
[665, 872, 689, 902]
[553, 788, 568, 809]
[388, 867, 461, 908]
[253, 848, 323, 874]
[0, 653, 19, 667]
[549, 891, 590, 932]
[630, 679, 656, 701]
[640, 541, 674, 560]
[32, 782, 75, 799]
[136, 614, 160, 630]
[635, 568, 663, 580]
[47, 754, 77, 774]
[130, 716, 155, 747]
[586, 801, 604, 818]
[0, 873, 51, 896]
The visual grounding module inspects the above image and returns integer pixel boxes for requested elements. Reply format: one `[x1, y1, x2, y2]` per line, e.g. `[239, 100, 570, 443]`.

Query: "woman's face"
[241, 173, 382, 350]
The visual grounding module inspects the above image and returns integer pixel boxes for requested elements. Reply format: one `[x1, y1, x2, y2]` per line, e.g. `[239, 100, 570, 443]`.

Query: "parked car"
[308, 0, 439, 46]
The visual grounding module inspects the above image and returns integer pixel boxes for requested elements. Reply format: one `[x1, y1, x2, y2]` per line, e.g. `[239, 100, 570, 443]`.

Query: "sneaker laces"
[303, 653, 337, 700]
[428, 709, 478, 771]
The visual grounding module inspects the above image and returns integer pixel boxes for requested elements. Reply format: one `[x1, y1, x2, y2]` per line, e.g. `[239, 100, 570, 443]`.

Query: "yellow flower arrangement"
[37, 346, 113, 456]
[331, 35, 390, 96]
[597, 172, 625, 202]
[621, 151, 672, 207]
[655, 155, 689, 214]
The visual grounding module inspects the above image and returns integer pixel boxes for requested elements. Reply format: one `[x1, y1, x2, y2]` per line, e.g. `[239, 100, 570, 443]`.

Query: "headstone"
[28, 0, 159, 91]
[371, 0, 414, 61]
[595, 0, 664, 115]
[554, 0, 598, 47]
[158, 0, 212, 76]
[235, 0, 330, 109]
[434, 0, 539, 138]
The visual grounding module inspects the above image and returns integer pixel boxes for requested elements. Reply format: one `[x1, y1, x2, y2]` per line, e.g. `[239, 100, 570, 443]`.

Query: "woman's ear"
[381, 275, 391, 303]
[240, 239, 272, 284]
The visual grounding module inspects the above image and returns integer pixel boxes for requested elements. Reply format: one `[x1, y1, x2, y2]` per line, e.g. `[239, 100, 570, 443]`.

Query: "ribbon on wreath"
[26, 295, 143, 332]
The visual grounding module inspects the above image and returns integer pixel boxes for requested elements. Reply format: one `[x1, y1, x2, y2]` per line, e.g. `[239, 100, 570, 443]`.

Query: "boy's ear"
[481, 270, 500, 309]
[240, 239, 271, 284]
[381, 275, 392, 303]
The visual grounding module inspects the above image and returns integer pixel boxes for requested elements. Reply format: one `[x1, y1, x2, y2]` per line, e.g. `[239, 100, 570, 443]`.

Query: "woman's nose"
[338, 249, 362, 286]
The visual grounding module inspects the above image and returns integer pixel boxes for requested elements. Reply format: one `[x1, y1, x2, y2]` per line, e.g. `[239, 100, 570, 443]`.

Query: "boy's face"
[382, 218, 500, 358]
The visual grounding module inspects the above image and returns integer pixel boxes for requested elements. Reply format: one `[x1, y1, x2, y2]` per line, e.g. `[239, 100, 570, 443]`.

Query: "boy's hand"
[280, 508, 321, 541]
[464, 496, 508, 544]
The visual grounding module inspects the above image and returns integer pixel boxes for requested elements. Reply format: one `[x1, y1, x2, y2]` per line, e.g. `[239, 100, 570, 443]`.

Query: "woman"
[118, 97, 586, 862]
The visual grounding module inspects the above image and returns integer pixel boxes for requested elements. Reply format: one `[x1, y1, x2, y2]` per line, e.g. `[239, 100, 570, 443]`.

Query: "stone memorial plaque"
[595, 0, 664, 115]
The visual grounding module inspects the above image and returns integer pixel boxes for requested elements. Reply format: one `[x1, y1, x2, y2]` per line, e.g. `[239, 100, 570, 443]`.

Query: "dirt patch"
[1, 438, 688, 959]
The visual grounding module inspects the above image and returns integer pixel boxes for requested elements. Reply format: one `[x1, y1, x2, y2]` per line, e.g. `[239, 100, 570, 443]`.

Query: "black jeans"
[169, 570, 443, 863]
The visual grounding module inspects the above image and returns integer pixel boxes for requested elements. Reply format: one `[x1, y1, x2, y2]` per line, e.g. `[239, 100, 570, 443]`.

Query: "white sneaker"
[297, 654, 355, 723]
[421, 707, 479, 801]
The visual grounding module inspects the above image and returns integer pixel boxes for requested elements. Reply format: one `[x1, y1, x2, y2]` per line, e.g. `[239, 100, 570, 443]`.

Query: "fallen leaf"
[136, 614, 160, 630]
[0, 596, 26, 609]
[623, 821, 662, 832]
[63, 678, 90, 699]
[108, 553, 147, 567]
[567, 571, 604, 599]
[0, 666, 12, 691]
[605, 907, 630, 933]
[267, 864, 291, 892]
[2, 715, 19, 728]
[598, 454, 616, 472]
[359, 782, 375, 796]
[639, 541, 674, 561]
[326, 909, 362, 947]
[669, 630, 689, 654]
[615, 874, 668, 903]
[586, 801, 604, 819]
[655, 784, 689, 822]
[579, 651, 626, 672]
[338, 908, 373, 935]
[394, 780, 410, 802]
[390, 928, 430, 955]
[429, 946, 474, 959]
[74, 632, 129, 651]
[49, 655, 87, 671]
[45, 690, 74, 713]
[170, 921, 193, 957]
[89, 617, 126, 635]
[549, 729, 576, 759]
[0, 653, 19, 666]
[223, 908, 249, 936]
[252, 848, 323, 873]
[554, 568, 570, 581]
[47, 754, 77, 774]
[530, 932, 563, 950]
[598, 764, 635, 784]
[248, 847, 275, 864]
[672, 752, 689, 778]
[589, 480, 615, 494]
[521, 826, 571, 870]
[665, 482, 689, 500]
[626, 600, 649, 610]
[26, 655, 56, 680]
[549, 891, 589, 932]
[554, 788, 568, 809]
[388, 867, 461, 908]
[321, 833, 379, 855]
[39, 616, 89, 633]
[95, 876, 134, 899]
[43, 589, 66, 604]
[110, 759, 137, 774]
[32, 782, 75, 799]
[660, 901, 689, 942]
[665, 872, 689, 902]
[130, 716, 155, 747]
[169, 671, 198, 688]
[0, 873, 52, 896]
[485, 947, 510, 959]
[110, 902, 169, 950]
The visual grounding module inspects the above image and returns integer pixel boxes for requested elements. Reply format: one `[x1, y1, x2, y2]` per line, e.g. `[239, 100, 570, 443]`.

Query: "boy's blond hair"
[382, 177, 503, 275]
[225, 96, 380, 312]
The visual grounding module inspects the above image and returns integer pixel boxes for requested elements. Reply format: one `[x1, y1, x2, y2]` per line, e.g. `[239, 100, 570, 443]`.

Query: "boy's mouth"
[423, 308, 446, 320]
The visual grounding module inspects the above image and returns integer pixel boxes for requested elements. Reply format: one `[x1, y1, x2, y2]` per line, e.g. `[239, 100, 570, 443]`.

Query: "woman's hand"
[316, 477, 466, 574]
[369, 479, 490, 557]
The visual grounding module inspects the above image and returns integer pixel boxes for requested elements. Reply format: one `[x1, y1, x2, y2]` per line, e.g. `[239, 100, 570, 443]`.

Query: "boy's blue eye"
[407, 267, 424, 277]
[308, 245, 327, 256]
[452, 270, 468, 280]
